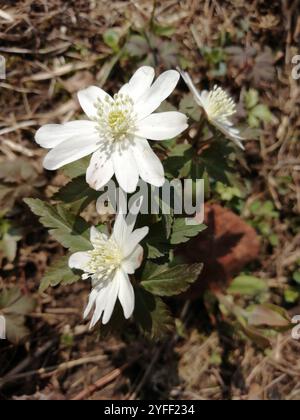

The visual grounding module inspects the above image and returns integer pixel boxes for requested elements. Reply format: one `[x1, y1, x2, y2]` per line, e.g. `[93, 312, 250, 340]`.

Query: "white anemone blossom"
[69, 198, 148, 327]
[180, 70, 245, 150]
[35, 66, 188, 193]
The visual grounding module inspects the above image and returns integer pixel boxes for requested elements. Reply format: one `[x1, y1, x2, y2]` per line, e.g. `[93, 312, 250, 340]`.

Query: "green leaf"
[247, 304, 291, 329]
[239, 324, 271, 349]
[198, 140, 234, 185]
[170, 218, 206, 245]
[179, 93, 202, 121]
[152, 23, 175, 37]
[293, 271, 300, 285]
[284, 287, 300, 304]
[251, 104, 273, 123]
[141, 262, 203, 296]
[125, 35, 148, 58]
[244, 89, 259, 109]
[145, 220, 170, 259]
[39, 256, 81, 293]
[24, 198, 92, 252]
[53, 176, 98, 204]
[228, 275, 268, 296]
[134, 286, 174, 338]
[103, 29, 120, 52]
[164, 147, 193, 179]
[62, 156, 90, 179]
[0, 287, 36, 344]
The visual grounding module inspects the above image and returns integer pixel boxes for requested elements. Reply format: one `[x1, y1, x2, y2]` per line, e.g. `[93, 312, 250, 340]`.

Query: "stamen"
[95, 93, 137, 144]
[84, 238, 123, 282]
[205, 86, 236, 123]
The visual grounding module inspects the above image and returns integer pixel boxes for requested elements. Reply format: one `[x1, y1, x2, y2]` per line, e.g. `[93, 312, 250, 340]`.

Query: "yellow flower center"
[86, 238, 123, 280]
[95, 93, 137, 143]
[205, 86, 236, 123]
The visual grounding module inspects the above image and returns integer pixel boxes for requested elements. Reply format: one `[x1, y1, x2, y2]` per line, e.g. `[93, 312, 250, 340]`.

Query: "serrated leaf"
[134, 286, 174, 338]
[198, 140, 234, 185]
[170, 218, 206, 245]
[141, 262, 203, 296]
[146, 243, 166, 259]
[39, 256, 81, 292]
[24, 198, 92, 252]
[228, 275, 268, 296]
[53, 176, 98, 204]
[146, 220, 170, 259]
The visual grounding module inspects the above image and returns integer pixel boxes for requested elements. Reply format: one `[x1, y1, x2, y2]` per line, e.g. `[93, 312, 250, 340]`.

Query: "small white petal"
[90, 283, 111, 328]
[83, 288, 98, 319]
[69, 252, 90, 271]
[112, 147, 139, 193]
[117, 270, 135, 319]
[123, 227, 149, 258]
[90, 226, 108, 247]
[136, 70, 180, 119]
[131, 138, 165, 187]
[214, 121, 245, 150]
[102, 275, 120, 324]
[43, 132, 99, 170]
[86, 150, 114, 190]
[113, 196, 144, 249]
[180, 70, 205, 107]
[136, 112, 188, 140]
[35, 121, 97, 149]
[78, 86, 111, 119]
[121, 245, 144, 274]
[119, 66, 155, 102]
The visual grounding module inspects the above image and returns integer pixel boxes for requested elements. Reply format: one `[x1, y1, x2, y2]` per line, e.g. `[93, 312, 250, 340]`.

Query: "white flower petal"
[43, 132, 99, 170]
[113, 196, 144, 247]
[117, 270, 135, 319]
[69, 252, 90, 271]
[131, 138, 165, 187]
[90, 282, 112, 328]
[90, 226, 108, 247]
[119, 66, 155, 102]
[214, 121, 245, 150]
[180, 70, 205, 108]
[102, 275, 120, 324]
[78, 86, 111, 119]
[121, 245, 144, 274]
[136, 111, 188, 140]
[112, 147, 139, 193]
[35, 121, 97, 149]
[112, 214, 127, 248]
[86, 150, 114, 190]
[83, 288, 98, 319]
[123, 226, 149, 258]
[136, 70, 180, 119]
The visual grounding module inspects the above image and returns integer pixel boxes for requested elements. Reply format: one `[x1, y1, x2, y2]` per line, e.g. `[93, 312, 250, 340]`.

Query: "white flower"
[69, 198, 148, 327]
[180, 70, 245, 150]
[36, 66, 188, 193]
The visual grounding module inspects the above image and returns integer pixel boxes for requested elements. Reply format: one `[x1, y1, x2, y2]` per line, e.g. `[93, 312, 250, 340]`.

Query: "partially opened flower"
[69, 198, 148, 327]
[180, 70, 245, 150]
[35, 66, 188, 193]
